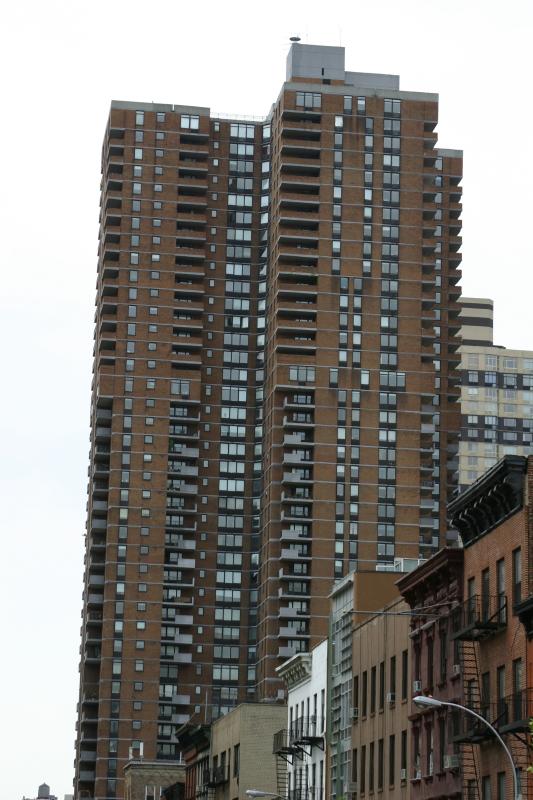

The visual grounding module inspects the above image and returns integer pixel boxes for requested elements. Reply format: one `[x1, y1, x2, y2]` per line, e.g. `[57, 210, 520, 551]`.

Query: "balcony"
[451, 696, 521, 744]
[498, 689, 533, 734]
[290, 716, 324, 748]
[84, 645, 101, 663]
[204, 765, 228, 787]
[273, 728, 299, 757]
[451, 595, 507, 640]
[279, 605, 310, 618]
[282, 471, 312, 485]
[81, 683, 99, 705]
[281, 527, 311, 542]
[452, 708, 494, 744]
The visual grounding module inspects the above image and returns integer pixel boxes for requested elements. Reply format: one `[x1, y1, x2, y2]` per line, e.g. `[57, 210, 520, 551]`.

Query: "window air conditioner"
[444, 754, 460, 770]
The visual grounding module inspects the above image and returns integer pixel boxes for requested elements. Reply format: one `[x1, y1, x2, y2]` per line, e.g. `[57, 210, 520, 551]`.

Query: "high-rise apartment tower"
[75, 43, 462, 799]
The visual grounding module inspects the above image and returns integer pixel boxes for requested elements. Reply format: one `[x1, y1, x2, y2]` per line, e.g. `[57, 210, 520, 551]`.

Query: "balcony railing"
[453, 689, 533, 743]
[203, 765, 228, 787]
[290, 716, 324, 744]
[499, 688, 533, 733]
[451, 594, 507, 640]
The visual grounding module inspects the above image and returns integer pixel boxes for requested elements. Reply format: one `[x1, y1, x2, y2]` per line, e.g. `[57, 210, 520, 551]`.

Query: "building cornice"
[276, 652, 312, 689]
[447, 455, 526, 546]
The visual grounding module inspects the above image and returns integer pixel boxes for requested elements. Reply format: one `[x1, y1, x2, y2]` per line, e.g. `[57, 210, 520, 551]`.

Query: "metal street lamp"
[413, 695, 521, 800]
[245, 791, 281, 800]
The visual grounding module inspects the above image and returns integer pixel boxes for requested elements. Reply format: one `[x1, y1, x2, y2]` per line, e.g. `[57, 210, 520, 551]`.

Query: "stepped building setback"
[74, 42, 462, 799]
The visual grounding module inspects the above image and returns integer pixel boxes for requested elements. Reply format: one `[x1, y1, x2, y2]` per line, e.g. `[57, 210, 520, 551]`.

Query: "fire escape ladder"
[460, 639, 481, 800]
[275, 753, 288, 800]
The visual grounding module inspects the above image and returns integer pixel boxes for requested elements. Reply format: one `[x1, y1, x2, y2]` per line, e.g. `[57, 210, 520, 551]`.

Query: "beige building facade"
[349, 595, 411, 799]
[123, 760, 185, 800]
[208, 703, 287, 800]
[459, 297, 533, 487]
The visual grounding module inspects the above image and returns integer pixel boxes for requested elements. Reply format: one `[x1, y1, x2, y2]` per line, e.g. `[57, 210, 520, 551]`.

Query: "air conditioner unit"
[444, 754, 460, 770]
[400, 768, 407, 781]
[351, 707, 359, 720]
[415, 770, 421, 780]
[386, 692, 395, 704]
[347, 782, 357, 794]
[452, 663, 461, 676]
[413, 680, 422, 692]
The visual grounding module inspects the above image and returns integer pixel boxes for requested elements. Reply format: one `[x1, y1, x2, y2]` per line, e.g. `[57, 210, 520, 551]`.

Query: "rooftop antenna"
[290, 36, 301, 43]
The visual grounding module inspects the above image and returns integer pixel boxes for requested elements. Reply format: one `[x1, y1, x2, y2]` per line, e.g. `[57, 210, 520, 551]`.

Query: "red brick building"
[447, 455, 533, 799]
[74, 41, 463, 798]
[397, 547, 463, 798]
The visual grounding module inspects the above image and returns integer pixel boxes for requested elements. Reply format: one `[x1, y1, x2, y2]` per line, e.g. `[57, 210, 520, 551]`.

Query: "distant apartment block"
[459, 298, 533, 487]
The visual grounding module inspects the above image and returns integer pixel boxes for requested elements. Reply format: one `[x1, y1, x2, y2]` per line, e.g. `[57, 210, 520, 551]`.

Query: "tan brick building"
[347, 590, 411, 799]
[123, 760, 184, 800]
[178, 704, 286, 800]
[74, 41, 462, 798]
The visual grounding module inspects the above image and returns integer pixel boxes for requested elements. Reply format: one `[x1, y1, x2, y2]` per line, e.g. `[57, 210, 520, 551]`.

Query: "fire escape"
[450, 592, 530, 798]
[273, 717, 325, 800]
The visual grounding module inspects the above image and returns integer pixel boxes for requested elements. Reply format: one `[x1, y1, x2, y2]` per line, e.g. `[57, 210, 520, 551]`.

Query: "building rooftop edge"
[396, 546, 463, 595]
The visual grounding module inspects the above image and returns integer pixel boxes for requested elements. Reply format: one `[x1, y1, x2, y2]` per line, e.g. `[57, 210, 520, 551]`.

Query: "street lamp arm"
[438, 700, 520, 800]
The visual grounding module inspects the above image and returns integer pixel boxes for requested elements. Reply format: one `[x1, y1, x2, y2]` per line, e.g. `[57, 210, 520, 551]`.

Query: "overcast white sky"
[1, 1, 532, 797]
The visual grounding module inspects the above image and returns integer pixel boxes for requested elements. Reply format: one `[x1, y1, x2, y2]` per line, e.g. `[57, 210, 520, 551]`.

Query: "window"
[370, 665, 376, 713]
[390, 655, 396, 697]
[389, 734, 395, 786]
[181, 114, 199, 129]
[513, 658, 523, 722]
[497, 772, 506, 800]
[296, 91, 321, 109]
[401, 649, 408, 699]
[362, 671, 368, 717]
[378, 738, 384, 790]
[439, 627, 447, 683]
[496, 558, 506, 623]
[379, 661, 385, 709]
[497, 665, 506, 717]
[289, 366, 315, 384]
[481, 568, 490, 622]
[426, 724, 433, 776]
[384, 98, 401, 115]
[513, 548, 522, 605]
[439, 716, 446, 772]
[427, 638, 434, 690]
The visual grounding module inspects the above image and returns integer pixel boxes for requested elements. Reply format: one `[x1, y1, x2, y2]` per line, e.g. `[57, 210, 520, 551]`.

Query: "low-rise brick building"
[397, 547, 463, 798]
[446, 455, 533, 799]
[123, 760, 185, 800]
[178, 704, 286, 800]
